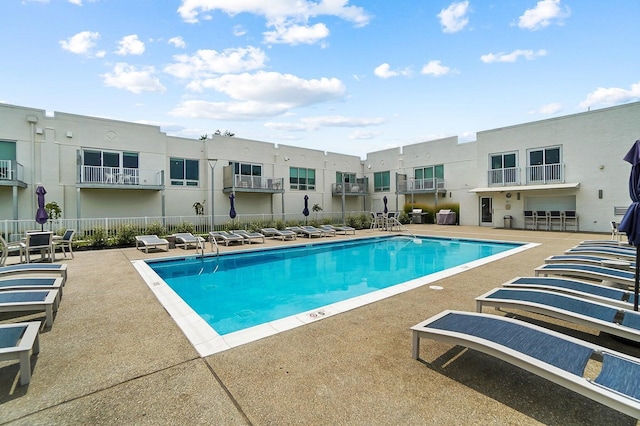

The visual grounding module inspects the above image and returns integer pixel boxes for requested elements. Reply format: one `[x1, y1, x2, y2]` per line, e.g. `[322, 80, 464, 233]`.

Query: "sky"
[2, 0, 640, 159]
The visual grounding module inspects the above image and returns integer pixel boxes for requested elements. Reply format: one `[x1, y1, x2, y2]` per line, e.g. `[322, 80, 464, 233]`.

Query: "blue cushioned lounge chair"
[0, 263, 68, 282]
[411, 310, 640, 419]
[544, 255, 635, 270]
[565, 246, 635, 261]
[0, 321, 41, 385]
[0, 277, 65, 299]
[475, 287, 640, 342]
[535, 263, 635, 289]
[502, 276, 635, 309]
[0, 290, 59, 328]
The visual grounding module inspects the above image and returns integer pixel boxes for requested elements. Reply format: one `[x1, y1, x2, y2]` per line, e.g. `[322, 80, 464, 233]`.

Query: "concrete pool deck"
[1, 225, 639, 425]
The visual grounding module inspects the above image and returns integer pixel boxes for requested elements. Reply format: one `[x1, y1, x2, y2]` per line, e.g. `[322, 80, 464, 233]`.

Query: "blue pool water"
[148, 236, 521, 336]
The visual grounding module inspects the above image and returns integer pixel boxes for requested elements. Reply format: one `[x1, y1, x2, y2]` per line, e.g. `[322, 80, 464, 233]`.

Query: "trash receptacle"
[504, 215, 512, 229]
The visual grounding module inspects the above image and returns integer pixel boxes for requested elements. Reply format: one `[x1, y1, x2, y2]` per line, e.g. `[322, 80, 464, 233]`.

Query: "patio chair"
[208, 231, 244, 247]
[0, 321, 41, 385]
[501, 276, 636, 309]
[563, 211, 579, 231]
[0, 277, 65, 300]
[231, 230, 265, 244]
[259, 228, 297, 241]
[535, 210, 549, 230]
[0, 263, 68, 282]
[25, 232, 54, 263]
[53, 229, 75, 259]
[611, 221, 624, 241]
[172, 233, 205, 250]
[548, 211, 563, 231]
[523, 210, 535, 230]
[0, 289, 59, 328]
[534, 263, 635, 289]
[411, 310, 640, 419]
[135, 235, 170, 253]
[475, 287, 640, 343]
[0, 235, 26, 266]
[544, 254, 635, 270]
[321, 224, 356, 235]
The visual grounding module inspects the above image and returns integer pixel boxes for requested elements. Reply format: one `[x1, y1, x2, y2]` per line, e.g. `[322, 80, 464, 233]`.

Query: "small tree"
[193, 201, 205, 215]
[312, 203, 322, 220]
[45, 201, 62, 220]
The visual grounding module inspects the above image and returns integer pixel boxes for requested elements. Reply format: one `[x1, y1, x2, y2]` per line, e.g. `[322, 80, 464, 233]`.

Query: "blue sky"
[3, 0, 639, 158]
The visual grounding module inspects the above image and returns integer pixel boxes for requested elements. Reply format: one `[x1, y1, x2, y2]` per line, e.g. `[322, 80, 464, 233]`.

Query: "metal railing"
[397, 177, 445, 192]
[79, 165, 163, 186]
[487, 167, 520, 186]
[331, 182, 366, 194]
[526, 163, 564, 184]
[232, 175, 284, 191]
[0, 160, 24, 181]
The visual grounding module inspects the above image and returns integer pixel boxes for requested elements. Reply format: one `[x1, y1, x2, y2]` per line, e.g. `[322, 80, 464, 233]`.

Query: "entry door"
[480, 197, 493, 226]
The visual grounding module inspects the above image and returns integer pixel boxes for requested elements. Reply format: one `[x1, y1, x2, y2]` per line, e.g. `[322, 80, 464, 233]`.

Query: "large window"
[528, 146, 562, 182]
[83, 150, 138, 169]
[336, 172, 356, 184]
[290, 167, 315, 190]
[170, 158, 199, 186]
[374, 171, 390, 192]
[414, 165, 443, 189]
[489, 152, 517, 184]
[233, 162, 262, 178]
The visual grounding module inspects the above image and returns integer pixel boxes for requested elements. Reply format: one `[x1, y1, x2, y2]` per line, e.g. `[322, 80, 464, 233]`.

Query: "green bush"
[115, 223, 138, 246]
[146, 222, 166, 236]
[87, 226, 108, 248]
[173, 221, 195, 234]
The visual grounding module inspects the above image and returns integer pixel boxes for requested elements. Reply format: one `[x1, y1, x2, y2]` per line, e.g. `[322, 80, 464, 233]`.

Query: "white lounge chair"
[0, 263, 68, 282]
[534, 263, 635, 289]
[260, 228, 297, 241]
[303, 225, 334, 237]
[208, 231, 244, 247]
[135, 235, 170, 253]
[0, 235, 26, 265]
[0, 290, 59, 328]
[231, 230, 265, 244]
[287, 226, 322, 238]
[321, 224, 356, 235]
[0, 277, 65, 300]
[411, 310, 640, 419]
[0, 321, 41, 385]
[172, 233, 205, 250]
[475, 287, 640, 343]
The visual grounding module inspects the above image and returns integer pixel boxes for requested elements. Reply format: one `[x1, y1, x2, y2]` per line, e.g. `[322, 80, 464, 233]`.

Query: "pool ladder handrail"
[387, 216, 419, 239]
[209, 234, 219, 257]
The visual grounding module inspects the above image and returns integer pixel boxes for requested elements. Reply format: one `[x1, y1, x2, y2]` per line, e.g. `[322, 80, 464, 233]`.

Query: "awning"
[469, 182, 580, 193]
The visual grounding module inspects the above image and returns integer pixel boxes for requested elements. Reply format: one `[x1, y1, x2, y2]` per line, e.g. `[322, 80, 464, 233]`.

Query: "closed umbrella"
[229, 193, 237, 219]
[383, 195, 388, 214]
[35, 185, 48, 231]
[617, 139, 640, 311]
[303, 195, 309, 225]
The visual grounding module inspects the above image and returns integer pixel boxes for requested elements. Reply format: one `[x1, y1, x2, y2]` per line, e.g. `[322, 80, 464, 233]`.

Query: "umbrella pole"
[635, 247, 639, 311]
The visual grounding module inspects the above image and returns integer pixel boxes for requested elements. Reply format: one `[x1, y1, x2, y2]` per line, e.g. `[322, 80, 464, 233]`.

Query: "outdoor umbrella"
[35, 185, 48, 231]
[229, 193, 237, 219]
[303, 195, 310, 225]
[383, 196, 388, 214]
[617, 139, 640, 311]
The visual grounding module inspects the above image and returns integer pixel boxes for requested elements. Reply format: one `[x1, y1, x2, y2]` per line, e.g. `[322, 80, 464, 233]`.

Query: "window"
[290, 167, 315, 190]
[413, 165, 444, 189]
[82, 149, 138, 169]
[528, 146, 562, 182]
[336, 172, 356, 184]
[170, 158, 199, 186]
[374, 171, 390, 192]
[489, 152, 517, 184]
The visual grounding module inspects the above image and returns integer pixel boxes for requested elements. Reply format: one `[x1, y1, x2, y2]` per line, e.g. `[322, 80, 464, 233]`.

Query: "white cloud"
[374, 63, 411, 79]
[115, 34, 145, 56]
[68, 0, 82, 5]
[177, 0, 371, 45]
[480, 49, 547, 63]
[263, 23, 329, 45]
[168, 36, 187, 49]
[518, 0, 570, 30]
[437, 1, 470, 33]
[59, 31, 101, 55]
[421, 60, 453, 76]
[164, 46, 268, 80]
[233, 25, 247, 36]
[101, 63, 166, 94]
[266, 115, 385, 132]
[349, 130, 381, 140]
[579, 82, 640, 108]
[530, 103, 563, 114]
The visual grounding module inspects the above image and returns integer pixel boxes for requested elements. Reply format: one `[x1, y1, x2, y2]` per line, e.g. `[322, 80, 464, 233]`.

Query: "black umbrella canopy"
[383, 195, 388, 214]
[303, 195, 309, 224]
[229, 193, 237, 219]
[35, 185, 48, 230]
[617, 139, 640, 311]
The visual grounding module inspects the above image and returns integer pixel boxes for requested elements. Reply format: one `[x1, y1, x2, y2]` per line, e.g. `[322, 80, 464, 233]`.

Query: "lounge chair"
[411, 310, 640, 419]
[564, 246, 635, 261]
[502, 276, 635, 309]
[208, 231, 244, 247]
[287, 226, 322, 238]
[304, 225, 334, 237]
[231, 230, 265, 244]
[544, 254, 635, 270]
[135, 235, 170, 253]
[0, 290, 59, 328]
[475, 287, 640, 343]
[321, 224, 356, 235]
[535, 263, 635, 289]
[578, 239, 630, 247]
[0, 277, 65, 300]
[0, 263, 68, 282]
[0, 235, 26, 265]
[172, 233, 205, 250]
[53, 229, 76, 259]
[259, 228, 297, 241]
[0, 321, 41, 385]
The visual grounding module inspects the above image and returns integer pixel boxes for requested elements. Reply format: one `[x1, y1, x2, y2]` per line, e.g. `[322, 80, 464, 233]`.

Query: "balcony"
[0, 159, 26, 187]
[331, 181, 367, 196]
[77, 166, 164, 189]
[223, 174, 285, 193]
[526, 163, 564, 184]
[488, 167, 520, 186]
[397, 177, 445, 194]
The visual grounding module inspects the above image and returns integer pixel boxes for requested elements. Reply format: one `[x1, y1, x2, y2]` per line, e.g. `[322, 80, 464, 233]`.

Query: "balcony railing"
[79, 166, 163, 186]
[488, 167, 520, 186]
[397, 177, 445, 193]
[0, 159, 25, 182]
[229, 174, 284, 191]
[331, 182, 366, 195]
[526, 163, 564, 184]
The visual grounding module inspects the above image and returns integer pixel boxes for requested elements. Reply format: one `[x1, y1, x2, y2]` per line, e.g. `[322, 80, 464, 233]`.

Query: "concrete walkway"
[1, 226, 639, 425]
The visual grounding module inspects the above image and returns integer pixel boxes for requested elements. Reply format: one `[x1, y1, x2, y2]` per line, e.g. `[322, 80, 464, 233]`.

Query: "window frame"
[170, 157, 200, 186]
[374, 171, 390, 192]
[290, 167, 316, 191]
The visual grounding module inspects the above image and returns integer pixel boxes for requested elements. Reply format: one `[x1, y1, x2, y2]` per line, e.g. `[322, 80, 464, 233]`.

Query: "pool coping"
[132, 234, 538, 357]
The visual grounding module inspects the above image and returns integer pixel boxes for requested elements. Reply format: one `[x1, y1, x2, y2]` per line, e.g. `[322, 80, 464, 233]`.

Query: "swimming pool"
[132, 235, 534, 356]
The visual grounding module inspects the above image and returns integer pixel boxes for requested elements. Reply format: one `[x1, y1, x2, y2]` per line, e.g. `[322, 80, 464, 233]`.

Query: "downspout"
[208, 160, 217, 229]
[27, 115, 38, 217]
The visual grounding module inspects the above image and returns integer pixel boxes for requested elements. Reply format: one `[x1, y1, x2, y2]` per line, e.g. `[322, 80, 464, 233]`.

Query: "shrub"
[87, 226, 108, 248]
[115, 223, 138, 246]
[173, 221, 195, 234]
[146, 222, 166, 236]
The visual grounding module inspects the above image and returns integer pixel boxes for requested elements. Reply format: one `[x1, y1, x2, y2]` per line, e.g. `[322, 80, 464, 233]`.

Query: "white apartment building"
[1, 101, 639, 233]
